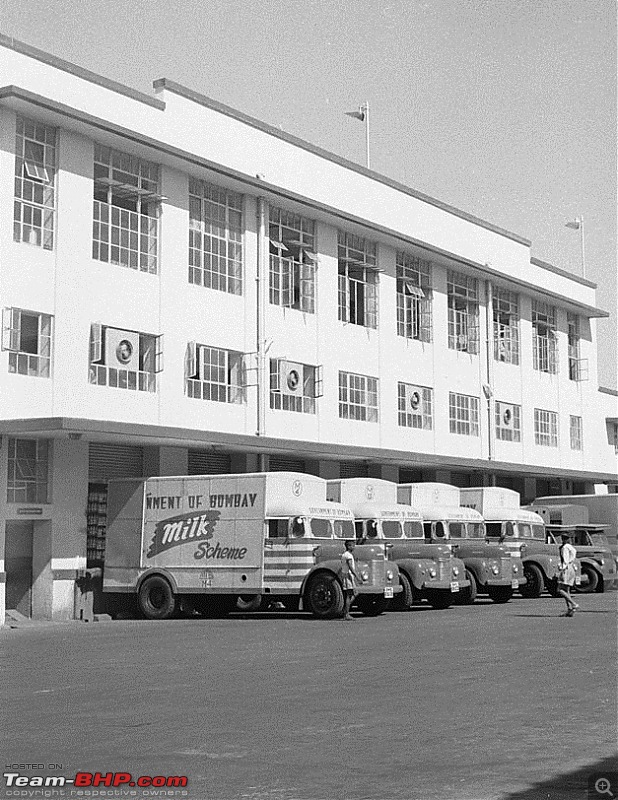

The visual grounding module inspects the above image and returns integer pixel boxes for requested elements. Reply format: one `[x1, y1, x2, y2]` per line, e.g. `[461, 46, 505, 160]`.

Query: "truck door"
[263, 517, 315, 594]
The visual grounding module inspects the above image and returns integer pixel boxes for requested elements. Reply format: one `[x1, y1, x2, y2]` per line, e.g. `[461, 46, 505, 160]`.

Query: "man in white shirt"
[558, 532, 580, 617]
[341, 539, 362, 621]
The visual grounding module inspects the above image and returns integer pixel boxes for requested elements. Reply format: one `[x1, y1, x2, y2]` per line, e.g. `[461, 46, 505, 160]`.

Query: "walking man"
[558, 532, 580, 617]
[341, 539, 362, 620]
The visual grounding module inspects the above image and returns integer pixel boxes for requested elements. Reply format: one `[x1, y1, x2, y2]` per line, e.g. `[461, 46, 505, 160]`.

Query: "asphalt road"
[1, 593, 617, 800]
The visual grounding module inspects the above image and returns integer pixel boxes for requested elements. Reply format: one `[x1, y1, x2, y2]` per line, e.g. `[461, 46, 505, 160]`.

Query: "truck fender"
[399, 559, 431, 591]
[136, 567, 180, 596]
[299, 564, 341, 601]
[523, 557, 552, 582]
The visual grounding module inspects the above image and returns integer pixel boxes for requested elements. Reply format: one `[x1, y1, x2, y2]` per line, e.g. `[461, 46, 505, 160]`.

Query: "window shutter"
[281, 260, 292, 308]
[186, 342, 198, 379]
[314, 364, 324, 398]
[338, 273, 348, 322]
[366, 280, 378, 329]
[270, 358, 281, 392]
[419, 300, 432, 342]
[155, 334, 164, 373]
[300, 262, 315, 313]
[2, 308, 20, 352]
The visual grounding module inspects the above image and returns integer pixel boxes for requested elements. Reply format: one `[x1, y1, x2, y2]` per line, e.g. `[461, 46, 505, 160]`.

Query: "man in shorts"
[341, 539, 362, 620]
[558, 532, 580, 617]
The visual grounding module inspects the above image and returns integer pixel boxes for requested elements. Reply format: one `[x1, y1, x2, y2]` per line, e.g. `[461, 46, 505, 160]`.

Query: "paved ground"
[1, 593, 617, 800]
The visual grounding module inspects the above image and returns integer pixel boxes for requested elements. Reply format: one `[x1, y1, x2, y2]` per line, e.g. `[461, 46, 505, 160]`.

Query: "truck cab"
[400, 483, 522, 604]
[532, 503, 617, 593]
[460, 487, 581, 598]
[327, 478, 468, 610]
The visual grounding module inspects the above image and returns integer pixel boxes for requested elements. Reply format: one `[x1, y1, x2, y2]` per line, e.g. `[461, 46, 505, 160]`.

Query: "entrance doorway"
[5, 521, 34, 617]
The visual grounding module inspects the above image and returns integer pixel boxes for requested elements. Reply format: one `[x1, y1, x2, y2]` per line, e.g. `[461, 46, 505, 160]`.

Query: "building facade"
[0, 35, 616, 623]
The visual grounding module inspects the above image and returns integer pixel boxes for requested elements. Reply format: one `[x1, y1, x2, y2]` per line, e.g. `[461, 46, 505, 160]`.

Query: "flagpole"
[579, 215, 586, 278]
[364, 101, 370, 169]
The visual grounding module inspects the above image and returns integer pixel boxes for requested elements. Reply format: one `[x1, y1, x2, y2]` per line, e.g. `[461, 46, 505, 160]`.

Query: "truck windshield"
[531, 525, 546, 540]
[486, 522, 503, 538]
[404, 521, 424, 539]
[449, 522, 465, 538]
[382, 520, 403, 538]
[365, 520, 380, 539]
[518, 523, 533, 538]
[310, 518, 332, 538]
[467, 522, 485, 538]
[333, 519, 355, 539]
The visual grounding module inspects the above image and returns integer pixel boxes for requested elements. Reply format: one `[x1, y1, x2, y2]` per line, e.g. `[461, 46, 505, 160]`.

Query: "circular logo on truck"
[292, 480, 303, 497]
[287, 369, 300, 391]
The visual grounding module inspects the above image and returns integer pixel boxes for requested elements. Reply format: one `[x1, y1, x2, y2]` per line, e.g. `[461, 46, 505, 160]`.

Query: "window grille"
[449, 392, 480, 436]
[186, 343, 245, 403]
[532, 301, 558, 374]
[570, 415, 583, 451]
[495, 401, 521, 442]
[397, 383, 433, 429]
[269, 207, 316, 312]
[93, 144, 160, 273]
[534, 408, 559, 447]
[14, 116, 57, 250]
[7, 438, 50, 503]
[493, 287, 520, 364]
[447, 271, 479, 353]
[338, 232, 378, 329]
[396, 253, 432, 342]
[339, 371, 379, 422]
[2, 308, 52, 377]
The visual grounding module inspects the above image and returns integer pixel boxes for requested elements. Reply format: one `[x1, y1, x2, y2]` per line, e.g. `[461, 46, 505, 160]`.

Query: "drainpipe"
[485, 279, 495, 467]
[256, 197, 267, 439]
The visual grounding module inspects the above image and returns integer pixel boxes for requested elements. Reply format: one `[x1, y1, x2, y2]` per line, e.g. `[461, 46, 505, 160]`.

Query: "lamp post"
[565, 216, 586, 278]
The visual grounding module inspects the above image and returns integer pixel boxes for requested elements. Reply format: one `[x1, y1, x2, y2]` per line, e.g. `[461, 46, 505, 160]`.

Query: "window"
[534, 408, 559, 447]
[396, 253, 432, 341]
[493, 287, 519, 365]
[270, 359, 322, 414]
[398, 383, 433, 429]
[269, 207, 316, 312]
[447, 271, 479, 353]
[7, 438, 50, 503]
[570, 415, 583, 451]
[449, 392, 480, 436]
[189, 179, 243, 294]
[532, 301, 558, 374]
[186, 343, 245, 404]
[567, 314, 588, 381]
[495, 401, 521, 442]
[338, 232, 378, 328]
[93, 144, 160, 273]
[2, 308, 52, 377]
[14, 116, 57, 250]
[89, 324, 162, 392]
[339, 371, 379, 422]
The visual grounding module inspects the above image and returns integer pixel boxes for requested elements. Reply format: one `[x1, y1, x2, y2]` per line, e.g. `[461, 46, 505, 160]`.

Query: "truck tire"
[577, 564, 599, 594]
[520, 563, 544, 598]
[487, 586, 513, 604]
[306, 573, 345, 619]
[458, 569, 477, 605]
[138, 575, 178, 620]
[356, 594, 390, 616]
[391, 572, 414, 611]
[425, 590, 453, 610]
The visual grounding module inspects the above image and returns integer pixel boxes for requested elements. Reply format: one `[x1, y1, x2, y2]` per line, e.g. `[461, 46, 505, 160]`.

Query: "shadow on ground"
[502, 753, 618, 800]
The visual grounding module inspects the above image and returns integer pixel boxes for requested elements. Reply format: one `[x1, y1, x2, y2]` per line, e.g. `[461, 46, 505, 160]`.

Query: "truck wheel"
[425, 590, 452, 610]
[138, 575, 178, 620]
[235, 594, 263, 612]
[487, 586, 513, 604]
[458, 569, 477, 605]
[520, 563, 544, 598]
[306, 574, 344, 619]
[356, 595, 390, 616]
[577, 564, 599, 594]
[391, 572, 414, 611]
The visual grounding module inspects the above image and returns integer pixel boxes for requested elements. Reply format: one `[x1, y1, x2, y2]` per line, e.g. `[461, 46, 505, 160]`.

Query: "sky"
[1, 0, 616, 385]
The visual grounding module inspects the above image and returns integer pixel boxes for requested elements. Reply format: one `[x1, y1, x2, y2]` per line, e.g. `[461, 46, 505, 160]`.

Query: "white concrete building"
[0, 34, 616, 623]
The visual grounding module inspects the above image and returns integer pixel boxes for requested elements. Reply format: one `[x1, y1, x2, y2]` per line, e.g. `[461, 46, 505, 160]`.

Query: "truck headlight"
[386, 569, 394, 582]
[361, 570, 370, 581]
[491, 564, 500, 575]
[599, 559, 605, 567]
[452, 566, 459, 577]
[429, 568, 437, 578]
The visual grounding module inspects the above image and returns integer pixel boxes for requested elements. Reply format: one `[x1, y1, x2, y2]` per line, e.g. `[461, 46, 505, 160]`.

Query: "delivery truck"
[102, 471, 399, 620]
[326, 478, 469, 610]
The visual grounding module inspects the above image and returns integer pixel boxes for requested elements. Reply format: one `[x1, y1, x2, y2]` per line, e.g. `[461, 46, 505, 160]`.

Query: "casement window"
[7, 437, 50, 503]
[447, 271, 479, 354]
[269, 207, 316, 313]
[396, 253, 432, 342]
[534, 408, 559, 447]
[2, 308, 52, 377]
[570, 415, 583, 451]
[567, 313, 588, 381]
[186, 343, 245, 404]
[449, 392, 480, 436]
[14, 116, 57, 250]
[93, 144, 160, 273]
[189, 180, 243, 295]
[398, 382, 433, 429]
[338, 232, 378, 329]
[495, 401, 521, 442]
[339, 371, 379, 422]
[270, 359, 322, 414]
[493, 288, 520, 365]
[532, 301, 558, 374]
[89, 324, 162, 392]
[612, 423, 618, 454]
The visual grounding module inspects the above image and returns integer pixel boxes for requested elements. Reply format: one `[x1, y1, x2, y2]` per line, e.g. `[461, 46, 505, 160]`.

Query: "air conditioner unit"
[105, 328, 140, 369]
[279, 361, 304, 396]
[404, 385, 424, 414]
[500, 403, 515, 429]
